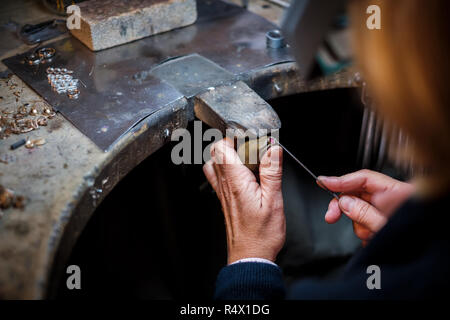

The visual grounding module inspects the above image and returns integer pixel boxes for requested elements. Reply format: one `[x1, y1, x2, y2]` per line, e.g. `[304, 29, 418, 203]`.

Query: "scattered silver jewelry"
[46, 67, 81, 99]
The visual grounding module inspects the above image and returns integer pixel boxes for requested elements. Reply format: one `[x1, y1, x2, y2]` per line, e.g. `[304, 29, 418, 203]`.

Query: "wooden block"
[69, 0, 197, 51]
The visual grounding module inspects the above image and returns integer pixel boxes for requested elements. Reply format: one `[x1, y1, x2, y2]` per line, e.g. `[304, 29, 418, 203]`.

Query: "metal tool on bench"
[193, 79, 281, 171]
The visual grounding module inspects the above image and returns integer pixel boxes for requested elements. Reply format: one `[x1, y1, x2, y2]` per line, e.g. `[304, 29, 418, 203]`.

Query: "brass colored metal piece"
[0, 186, 13, 209]
[0, 82, 56, 139]
[20, 127, 34, 133]
[36, 117, 48, 126]
[0, 185, 26, 212]
[25, 139, 34, 149]
[237, 136, 270, 171]
[26, 53, 41, 65]
[18, 106, 28, 115]
[33, 138, 46, 146]
[43, 106, 56, 118]
[67, 88, 80, 99]
[13, 195, 26, 209]
[13, 113, 25, 120]
[37, 47, 56, 60]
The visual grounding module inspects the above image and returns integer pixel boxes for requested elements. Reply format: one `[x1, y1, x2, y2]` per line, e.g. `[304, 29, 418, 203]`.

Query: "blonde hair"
[349, 0, 450, 196]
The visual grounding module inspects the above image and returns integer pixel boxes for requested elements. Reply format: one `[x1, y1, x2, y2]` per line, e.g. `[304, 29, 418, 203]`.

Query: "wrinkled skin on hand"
[318, 169, 415, 246]
[203, 138, 285, 264]
[204, 138, 415, 261]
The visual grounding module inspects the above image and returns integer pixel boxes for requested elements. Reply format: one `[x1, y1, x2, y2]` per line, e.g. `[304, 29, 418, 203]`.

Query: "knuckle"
[356, 201, 371, 224]
[264, 171, 282, 183]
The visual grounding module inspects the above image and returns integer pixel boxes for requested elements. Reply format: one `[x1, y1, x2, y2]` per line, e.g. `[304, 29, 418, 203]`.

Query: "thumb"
[338, 195, 388, 233]
[260, 146, 283, 201]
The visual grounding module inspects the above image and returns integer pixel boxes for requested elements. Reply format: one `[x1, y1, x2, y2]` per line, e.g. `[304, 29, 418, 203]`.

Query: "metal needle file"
[270, 137, 340, 200]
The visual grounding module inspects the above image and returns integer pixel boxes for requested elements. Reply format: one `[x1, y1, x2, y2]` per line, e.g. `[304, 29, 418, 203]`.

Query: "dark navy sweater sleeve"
[213, 194, 450, 300]
[214, 262, 285, 300]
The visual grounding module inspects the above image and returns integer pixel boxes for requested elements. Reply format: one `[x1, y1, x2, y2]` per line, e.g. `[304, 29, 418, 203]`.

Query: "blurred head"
[349, 0, 450, 196]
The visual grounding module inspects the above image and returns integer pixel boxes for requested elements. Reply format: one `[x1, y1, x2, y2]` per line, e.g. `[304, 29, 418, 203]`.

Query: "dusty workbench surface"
[0, 76, 106, 298]
[0, 71, 189, 298]
[0, 0, 356, 299]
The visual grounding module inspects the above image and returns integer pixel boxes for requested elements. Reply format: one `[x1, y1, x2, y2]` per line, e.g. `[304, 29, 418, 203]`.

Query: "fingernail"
[318, 176, 338, 183]
[339, 196, 355, 212]
[270, 146, 281, 163]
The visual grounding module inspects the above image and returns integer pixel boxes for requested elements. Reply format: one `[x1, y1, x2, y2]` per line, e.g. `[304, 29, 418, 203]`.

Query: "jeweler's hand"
[203, 138, 285, 264]
[318, 169, 415, 245]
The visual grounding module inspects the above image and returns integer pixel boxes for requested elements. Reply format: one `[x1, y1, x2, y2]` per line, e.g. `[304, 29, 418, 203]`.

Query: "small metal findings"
[67, 88, 80, 99]
[26, 48, 56, 66]
[66, 86, 78, 93]
[37, 47, 56, 60]
[20, 127, 33, 133]
[266, 29, 285, 49]
[25, 139, 34, 149]
[33, 138, 46, 146]
[26, 53, 41, 65]
[43, 106, 53, 115]
[56, 87, 67, 94]
[18, 106, 28, 115]
[46, 67, 80, 98]
[13, 113, 24, 120]
[0, 185, 26, 210]
[274, 83, 283, 94]
[26, 119, 39, 129]
[46, 112, 56, 119]
[29, 106, 38, 116]
[36, 117, 48, 126]
[0, 186, 13, 209]
[163, 128, 171, 138]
